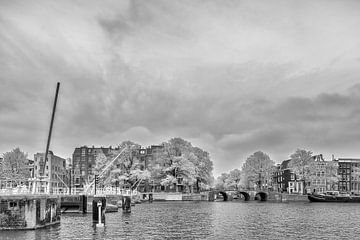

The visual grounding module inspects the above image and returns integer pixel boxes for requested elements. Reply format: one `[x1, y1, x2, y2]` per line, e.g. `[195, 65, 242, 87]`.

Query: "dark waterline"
[1, 201, 359, 240]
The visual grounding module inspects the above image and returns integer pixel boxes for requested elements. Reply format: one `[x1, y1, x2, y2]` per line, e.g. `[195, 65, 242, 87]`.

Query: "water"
[1, 201, 360, 240]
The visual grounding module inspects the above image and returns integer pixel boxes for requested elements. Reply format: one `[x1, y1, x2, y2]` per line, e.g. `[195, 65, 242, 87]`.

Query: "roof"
[279, 159, 291, 170]
[337, 158, 360, 162]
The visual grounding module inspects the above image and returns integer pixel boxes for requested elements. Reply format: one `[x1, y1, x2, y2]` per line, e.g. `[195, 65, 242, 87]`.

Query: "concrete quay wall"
[150, 192, 209, 201]
[149, 192, 309, 202]
[0, 194, 60, 230]
[267, 192, 309, 202]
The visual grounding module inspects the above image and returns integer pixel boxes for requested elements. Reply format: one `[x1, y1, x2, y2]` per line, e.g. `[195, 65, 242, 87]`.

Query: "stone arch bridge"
[209, 190, 269, 202]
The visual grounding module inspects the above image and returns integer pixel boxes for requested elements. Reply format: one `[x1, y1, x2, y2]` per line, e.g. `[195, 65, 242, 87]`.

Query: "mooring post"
[96, 201, 104, 227]
[149, 193, 153, 203]
[122, 196, 131, 213]
[92, 195, 106, 225]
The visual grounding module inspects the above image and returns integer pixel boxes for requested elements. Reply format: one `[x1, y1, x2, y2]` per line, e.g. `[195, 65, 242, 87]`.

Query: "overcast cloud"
[1, 0, 360, 176]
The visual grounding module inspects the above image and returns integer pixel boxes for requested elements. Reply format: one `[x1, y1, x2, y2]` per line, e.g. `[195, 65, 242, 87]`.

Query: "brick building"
[308, 154, 335, 194]
[337, 158, 360, 193]
[274, 154, 340, 194]
[72, 145, 164, 188]
[273, 159, 304, 194]
[72, 146, 119, 188]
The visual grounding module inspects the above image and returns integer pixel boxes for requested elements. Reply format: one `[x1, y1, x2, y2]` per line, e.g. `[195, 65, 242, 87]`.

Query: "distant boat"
[308, 191, 360, 203]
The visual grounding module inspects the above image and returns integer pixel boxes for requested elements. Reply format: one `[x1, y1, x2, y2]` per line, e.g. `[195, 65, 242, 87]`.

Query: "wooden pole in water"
[42, 82, 60, 191]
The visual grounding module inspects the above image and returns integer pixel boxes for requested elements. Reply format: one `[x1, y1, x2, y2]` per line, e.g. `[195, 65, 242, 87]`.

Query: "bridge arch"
[216, 191, 229, 201]
[254, 191, 268, 201]
[237, 191, 251, 201]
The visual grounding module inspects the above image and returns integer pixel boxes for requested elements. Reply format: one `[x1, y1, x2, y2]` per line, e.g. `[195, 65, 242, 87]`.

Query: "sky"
[1, 0, 360, 177]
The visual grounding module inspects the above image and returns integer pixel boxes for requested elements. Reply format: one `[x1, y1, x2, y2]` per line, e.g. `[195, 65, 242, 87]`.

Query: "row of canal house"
[273, 155, 360, 194]
[2, 143, 189, 194]
[72, 144, 199, 193]
[72, 145, 190, 192]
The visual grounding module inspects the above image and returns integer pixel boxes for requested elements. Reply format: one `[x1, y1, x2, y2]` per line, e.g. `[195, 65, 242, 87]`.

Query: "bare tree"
[289, 149, 313, 194]
[1, 148, 30, 186]
[242, 151, 275, 190]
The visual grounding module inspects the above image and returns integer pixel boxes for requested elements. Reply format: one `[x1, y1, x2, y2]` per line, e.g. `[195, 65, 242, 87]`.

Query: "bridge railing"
[0, 186, 33, 195]
[0, 186, 137, 196]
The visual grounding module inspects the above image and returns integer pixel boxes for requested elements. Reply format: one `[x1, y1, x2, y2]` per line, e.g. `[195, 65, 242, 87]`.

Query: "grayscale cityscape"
[1, 1, 360, 239]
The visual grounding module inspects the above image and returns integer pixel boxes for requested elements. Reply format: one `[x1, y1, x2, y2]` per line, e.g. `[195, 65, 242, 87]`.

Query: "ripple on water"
[1, 201, 360, 239]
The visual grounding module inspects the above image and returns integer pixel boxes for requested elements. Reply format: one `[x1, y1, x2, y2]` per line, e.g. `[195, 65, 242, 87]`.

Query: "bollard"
[79, 195, 87, 213]
[122, 196, 131, 213]
[92, 195, 106, 224]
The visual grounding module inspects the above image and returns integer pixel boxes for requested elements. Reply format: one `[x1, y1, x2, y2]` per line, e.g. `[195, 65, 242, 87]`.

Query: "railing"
[0, 186, 137, 196]
[0, 186, 33, 195]
[94, 187, 136, 196]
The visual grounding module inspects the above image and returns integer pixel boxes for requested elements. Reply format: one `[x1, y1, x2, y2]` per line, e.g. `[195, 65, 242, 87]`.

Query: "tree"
[191, 147, 213, 192]
[162, 155, 196, 192]
[1, 148, 30, 186]
[156, 137, 213, 192]
[226, 169, 242, 190]
[91, 141, 143, 189]
[215, 173, 230, 190]
[288, 149, 313, 194]
[241, 151, 275, 190]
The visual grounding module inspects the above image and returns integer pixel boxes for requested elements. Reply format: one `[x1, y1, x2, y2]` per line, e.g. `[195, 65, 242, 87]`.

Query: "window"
[9, 201, 18, 208]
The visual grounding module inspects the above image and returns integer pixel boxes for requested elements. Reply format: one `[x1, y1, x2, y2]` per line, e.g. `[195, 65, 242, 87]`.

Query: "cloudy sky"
[1, 0, 360, 176]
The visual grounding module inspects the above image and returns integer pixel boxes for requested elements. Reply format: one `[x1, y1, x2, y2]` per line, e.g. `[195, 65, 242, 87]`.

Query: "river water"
[1, 201, 360, 240]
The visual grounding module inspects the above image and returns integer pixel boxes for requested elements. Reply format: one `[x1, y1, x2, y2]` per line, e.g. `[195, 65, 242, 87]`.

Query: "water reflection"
[1, 201, 360, 239]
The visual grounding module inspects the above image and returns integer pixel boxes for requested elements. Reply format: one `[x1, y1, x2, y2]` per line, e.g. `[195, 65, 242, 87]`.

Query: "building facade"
[337, 158, 360, 193]
[309, 154, 330, 194]
[32, 151, 67, 193]
[72, 146, 120, 188]
[273, 159, 303, 193]
[72, 145, 164, 189]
